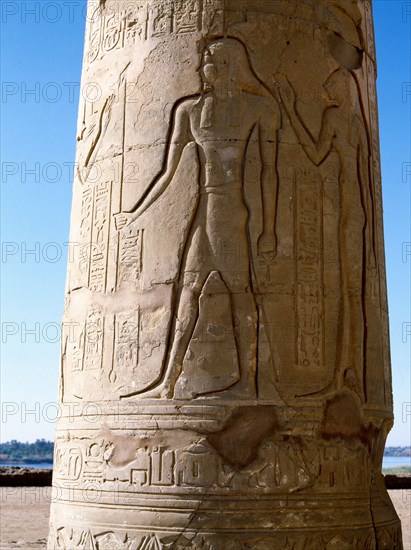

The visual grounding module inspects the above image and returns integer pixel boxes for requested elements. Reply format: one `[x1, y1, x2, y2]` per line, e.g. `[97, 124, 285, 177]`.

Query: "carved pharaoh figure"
[277, 67, 376, 401]
[116, 37, 280, 399]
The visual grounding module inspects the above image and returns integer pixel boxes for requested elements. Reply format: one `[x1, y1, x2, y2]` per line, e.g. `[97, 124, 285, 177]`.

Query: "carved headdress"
[198, 37, 275, 128]
[205, 37, 269, 97]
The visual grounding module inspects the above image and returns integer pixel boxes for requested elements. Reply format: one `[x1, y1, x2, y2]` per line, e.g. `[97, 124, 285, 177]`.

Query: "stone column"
[48, 1, 402, 548]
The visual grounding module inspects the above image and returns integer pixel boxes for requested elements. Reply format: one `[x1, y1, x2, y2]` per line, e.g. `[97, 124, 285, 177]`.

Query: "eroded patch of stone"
[207, 405, 279, 469]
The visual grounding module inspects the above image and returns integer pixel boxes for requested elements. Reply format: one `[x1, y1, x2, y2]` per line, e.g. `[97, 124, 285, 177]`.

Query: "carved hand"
[270, 75, 282, 103]
[368, 248, 377, 269]
[114, 212, 136, 231]
[275, 73, 295, 106]
[105, 93, 116, 117]
[257, 232, 277, 260]
[365, 223, 377, 268]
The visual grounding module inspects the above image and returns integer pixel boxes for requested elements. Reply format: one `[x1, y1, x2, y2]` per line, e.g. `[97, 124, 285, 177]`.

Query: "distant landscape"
[0, 440, 409, 465]
[0, 440, 53, 464]
[385, 446, 411, 457]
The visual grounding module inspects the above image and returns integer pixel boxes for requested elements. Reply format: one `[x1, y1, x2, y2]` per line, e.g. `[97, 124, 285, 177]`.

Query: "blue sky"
[1, 1, 410, 446]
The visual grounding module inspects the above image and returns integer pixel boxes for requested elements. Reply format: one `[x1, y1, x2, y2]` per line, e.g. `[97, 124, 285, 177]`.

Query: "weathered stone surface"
[49, 0, 402, 546]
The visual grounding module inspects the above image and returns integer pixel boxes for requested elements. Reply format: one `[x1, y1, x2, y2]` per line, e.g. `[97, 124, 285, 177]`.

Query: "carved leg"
[140, 282, 203, 399]
[228, 292, 258, 398]
[338, 219, 366, 401]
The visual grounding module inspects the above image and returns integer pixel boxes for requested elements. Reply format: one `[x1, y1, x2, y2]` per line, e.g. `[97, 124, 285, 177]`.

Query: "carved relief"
[139, 535, 162, 549]
[63, 306, 105, 397]
[363, 0, 376, 61]
[87, 0, 210, 66]
[76, 181, 113, 292]
[109, 302, 170, 397]
[114, 310, 140, 378]
[202, 0, 224, 35]
[118, 226, 143, 289]
[150, 0, 173, 38]
[174, 0, 202, 34]
[49, 526, 379, 550]
[317, 443, 370, 491]
[115, 37, 280, 400]
[76, 95, 115, 186]
[50, 527, 136, 550]
[71, 320, 85, 373]
[54, 443, 82, 481]
[63, 303, 172, 400]
[88, 7, 102, 63]
[84, 307, 104, 371]
[78, 186, 93, 284]
[366, 61, 381, 175]
[174, 271, 240, 399]
[318, 0, 364, 70]
[51, 0, 399, 545]
[100, 439, 225, 491]
[90, 181, 112, 292]
[124, 3, 148, 46]
[52, 431, 373, 500]
[83, 441, 106, 482]
[294, 171, 324, 369]
[278, 67, 376, 401]
[376, 525, 403, 550]
[103, 12, 122, 52]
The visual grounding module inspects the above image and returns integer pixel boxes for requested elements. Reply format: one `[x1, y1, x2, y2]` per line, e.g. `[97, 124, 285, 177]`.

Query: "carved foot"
[295, 381, 335, 399]
[173, 378, 256, 401]
[137, 384, 173, 399]
[208, 380, 257, 401]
